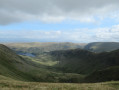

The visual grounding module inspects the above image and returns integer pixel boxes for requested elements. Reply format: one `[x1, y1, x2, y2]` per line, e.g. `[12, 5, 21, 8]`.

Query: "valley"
[0, 42, 119, 89]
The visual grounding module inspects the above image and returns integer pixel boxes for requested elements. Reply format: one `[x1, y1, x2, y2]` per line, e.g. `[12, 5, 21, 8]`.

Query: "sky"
[0, 0, 119, 43]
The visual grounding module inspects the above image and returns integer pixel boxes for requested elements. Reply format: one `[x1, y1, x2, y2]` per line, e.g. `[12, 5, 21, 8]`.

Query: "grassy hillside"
[0, 44, 83, 83]
[0, 73, 118, 90]
[84, 42, 119, 52]
[5, 42, 83, 55]
[0, 44, 34, 81]
[84, 66, 119, 83]
[48, 49, 119, 79]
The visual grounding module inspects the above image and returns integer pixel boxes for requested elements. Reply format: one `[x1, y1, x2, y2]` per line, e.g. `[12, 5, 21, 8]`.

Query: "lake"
[18, 53, 36, 57]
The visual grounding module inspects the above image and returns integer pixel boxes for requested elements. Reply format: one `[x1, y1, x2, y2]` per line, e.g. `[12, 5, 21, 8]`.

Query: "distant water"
[18, 53, 35, 57]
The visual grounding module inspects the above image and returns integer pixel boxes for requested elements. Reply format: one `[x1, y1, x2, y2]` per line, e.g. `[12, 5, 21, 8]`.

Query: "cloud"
[0, 0, 119, 25]
[1, 24, 119, 42]
[96, 25, 119, 41]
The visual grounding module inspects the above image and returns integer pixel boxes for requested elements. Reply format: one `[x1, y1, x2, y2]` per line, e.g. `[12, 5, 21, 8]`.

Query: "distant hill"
[84, 42, 119, 52]
[5, 42, 85, 55]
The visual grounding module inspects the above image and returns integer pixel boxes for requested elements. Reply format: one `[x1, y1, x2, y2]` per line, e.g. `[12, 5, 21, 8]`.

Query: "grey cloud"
[0, 0, 119, 25]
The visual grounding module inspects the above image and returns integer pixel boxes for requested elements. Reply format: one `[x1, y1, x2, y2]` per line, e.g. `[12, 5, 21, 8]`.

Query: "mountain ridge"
[84, 42, 119, 52]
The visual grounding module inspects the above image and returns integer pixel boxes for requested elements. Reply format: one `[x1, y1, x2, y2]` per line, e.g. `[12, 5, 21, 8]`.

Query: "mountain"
[1, 43, 119, 83]
[0, 44, 60, 81]
[84, 42, 119, 52]
[48, 49, 119, 80]
[0, 44, 83, 83]
[5, 42, 85, 55]
[50, 48, 119, 82]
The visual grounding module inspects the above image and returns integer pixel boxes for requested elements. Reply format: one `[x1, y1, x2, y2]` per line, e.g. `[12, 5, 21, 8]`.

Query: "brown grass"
[0, 80, 118, 90]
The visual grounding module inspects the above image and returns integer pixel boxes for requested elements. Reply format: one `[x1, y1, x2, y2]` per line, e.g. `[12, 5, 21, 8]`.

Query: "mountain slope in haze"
[84, 42, 119, 52]
[5, 42, 85, 55]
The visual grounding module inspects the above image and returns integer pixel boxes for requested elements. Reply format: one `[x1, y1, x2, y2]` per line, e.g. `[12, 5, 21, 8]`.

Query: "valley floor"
[0, 80, 119, 90]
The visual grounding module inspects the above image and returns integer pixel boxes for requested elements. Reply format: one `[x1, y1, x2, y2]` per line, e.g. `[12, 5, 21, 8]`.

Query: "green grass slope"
[84, 42, 119, 52]
[0, 44, 34, 81]
[49, 49, 119, 75]
[84, 66, 119, 83]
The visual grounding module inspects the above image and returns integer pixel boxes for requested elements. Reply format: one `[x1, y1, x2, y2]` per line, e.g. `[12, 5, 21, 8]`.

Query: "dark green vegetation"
[49, 49, 119, 74]
[85, 66, 119, 83]
[84, 42, 119, 52]
[48, 49, 119, 82]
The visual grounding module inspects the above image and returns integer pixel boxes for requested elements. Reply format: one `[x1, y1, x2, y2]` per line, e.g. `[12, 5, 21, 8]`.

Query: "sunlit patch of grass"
[21, 55, 59, 66]
[104, 81, 119, 89]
